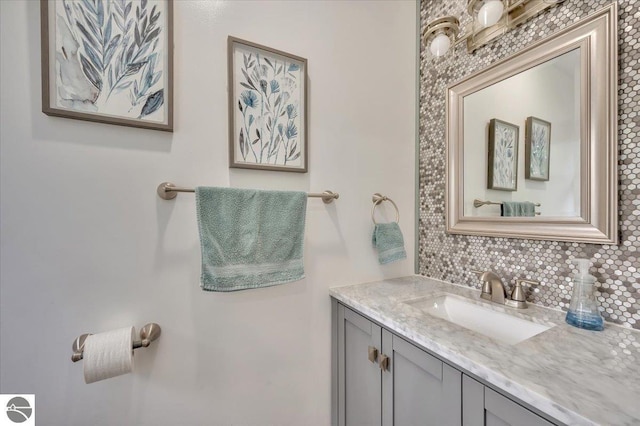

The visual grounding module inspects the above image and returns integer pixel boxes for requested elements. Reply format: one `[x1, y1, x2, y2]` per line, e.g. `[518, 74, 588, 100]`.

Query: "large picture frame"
[40, 0, 173, 132]
[525, 116, 551, 181]
[487, 118, 519, 191]
[228, 36, 308, 173]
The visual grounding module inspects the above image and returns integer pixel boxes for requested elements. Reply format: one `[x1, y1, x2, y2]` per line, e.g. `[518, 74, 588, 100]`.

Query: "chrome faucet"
[472, 270, 536, 309]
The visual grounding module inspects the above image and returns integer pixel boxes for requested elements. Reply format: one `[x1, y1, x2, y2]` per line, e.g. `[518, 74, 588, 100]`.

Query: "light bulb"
[477, 0, 504, 28]
[430, 33, 451, 57]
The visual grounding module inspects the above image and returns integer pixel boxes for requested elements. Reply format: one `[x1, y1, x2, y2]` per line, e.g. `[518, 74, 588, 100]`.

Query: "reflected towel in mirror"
[501, 201, 536, 217]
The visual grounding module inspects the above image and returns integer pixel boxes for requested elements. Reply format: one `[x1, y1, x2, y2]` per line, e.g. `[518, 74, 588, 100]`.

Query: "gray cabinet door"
[334, 303, 561, 426]
[382, 330, 462, 426]
[338, 304, 382, 426]
[462, 375, 554, 426]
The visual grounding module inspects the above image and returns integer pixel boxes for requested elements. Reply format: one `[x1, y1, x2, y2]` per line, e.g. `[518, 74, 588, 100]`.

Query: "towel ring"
[371, 193, 400, 224]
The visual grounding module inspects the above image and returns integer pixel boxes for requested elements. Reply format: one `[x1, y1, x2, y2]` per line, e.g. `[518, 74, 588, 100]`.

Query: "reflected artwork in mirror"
[525, 116, 552, 182]
[487, 119, 519, 192]
[446, 4, 617, 244]
[465, 49, 580, 216]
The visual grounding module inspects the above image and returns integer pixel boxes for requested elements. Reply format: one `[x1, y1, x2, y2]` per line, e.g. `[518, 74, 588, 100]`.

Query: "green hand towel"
[372, 222, 407, 265]
[195, 187, 307, 292]
[501, 201, 536, 217]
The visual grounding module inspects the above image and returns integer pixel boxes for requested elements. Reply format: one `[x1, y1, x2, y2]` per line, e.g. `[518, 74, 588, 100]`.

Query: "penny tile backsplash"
[418, 0, 639, 329]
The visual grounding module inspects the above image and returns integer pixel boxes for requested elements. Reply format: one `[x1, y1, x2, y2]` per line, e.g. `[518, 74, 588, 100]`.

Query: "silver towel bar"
[473, 199, 541, 207]
[157, 182, 339, 204]
[473, 199, 541, 215]
[71, 323, 161, 363]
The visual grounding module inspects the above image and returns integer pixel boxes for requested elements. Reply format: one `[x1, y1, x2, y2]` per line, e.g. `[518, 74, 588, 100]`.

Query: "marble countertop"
[330, 276, 640, 426]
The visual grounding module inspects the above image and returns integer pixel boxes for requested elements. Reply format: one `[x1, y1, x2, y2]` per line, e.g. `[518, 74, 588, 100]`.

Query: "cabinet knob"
[368, 346, 378, 363]
[379, 354, 389, 371]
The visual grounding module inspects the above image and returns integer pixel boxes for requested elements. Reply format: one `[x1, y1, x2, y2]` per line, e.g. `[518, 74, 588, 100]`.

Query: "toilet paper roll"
[83, 327, 135, 384]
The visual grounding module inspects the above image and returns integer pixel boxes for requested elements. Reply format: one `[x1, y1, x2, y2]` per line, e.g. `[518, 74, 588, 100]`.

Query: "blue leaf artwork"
[53, 0, 166, 122]
[529, 119, 550, 180]
[232, 42, 304, 168]
[491, 120, 519, 190]
[139, 89, 163, 117]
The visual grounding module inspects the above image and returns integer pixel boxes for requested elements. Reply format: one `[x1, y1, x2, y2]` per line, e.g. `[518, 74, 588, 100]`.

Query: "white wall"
[0, 1, 416, 425]
[462, 49, 581, 217]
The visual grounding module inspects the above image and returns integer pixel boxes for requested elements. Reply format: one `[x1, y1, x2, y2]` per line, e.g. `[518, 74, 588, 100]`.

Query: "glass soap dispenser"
[565, 258, 604, 331]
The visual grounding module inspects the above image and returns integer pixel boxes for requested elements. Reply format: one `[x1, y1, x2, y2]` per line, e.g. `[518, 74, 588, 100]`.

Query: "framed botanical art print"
[525, 116, 551, 181]
[40, 0, 173, 131]
[228, 36, 308, 173]
[487, 118, 519, 191]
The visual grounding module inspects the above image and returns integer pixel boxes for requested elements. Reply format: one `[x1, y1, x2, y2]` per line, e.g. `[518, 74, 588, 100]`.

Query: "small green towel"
[501, 201, 536, 217]
[195, 187, 307, 291]
[372, 222, 407, 265]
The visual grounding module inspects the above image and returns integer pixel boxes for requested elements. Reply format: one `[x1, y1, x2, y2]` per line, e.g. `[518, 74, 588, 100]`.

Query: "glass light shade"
[430, 33, 452, 57]
[477, 0, 504, 27]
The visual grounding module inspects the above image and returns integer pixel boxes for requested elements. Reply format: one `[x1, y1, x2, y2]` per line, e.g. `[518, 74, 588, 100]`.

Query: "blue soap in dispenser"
[565, 258, 604, 331]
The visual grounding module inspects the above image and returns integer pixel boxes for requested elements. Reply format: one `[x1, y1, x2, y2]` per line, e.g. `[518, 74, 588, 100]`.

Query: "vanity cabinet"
[337, 304, 382, 426]
[334, 302, 561, 426]
[462, 375, 553, 426]
[382, 328, 462, 425]
[337, 304, 461, 426]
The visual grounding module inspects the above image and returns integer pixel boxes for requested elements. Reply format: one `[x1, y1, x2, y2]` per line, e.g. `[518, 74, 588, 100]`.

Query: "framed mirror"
[446, 3, 618, 244]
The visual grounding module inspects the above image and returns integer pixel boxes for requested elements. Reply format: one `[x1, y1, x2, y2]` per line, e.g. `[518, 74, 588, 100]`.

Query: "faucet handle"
[513, 279, 538, 300]
[511, 280, 527, 302]
[505, 279, 537, 309]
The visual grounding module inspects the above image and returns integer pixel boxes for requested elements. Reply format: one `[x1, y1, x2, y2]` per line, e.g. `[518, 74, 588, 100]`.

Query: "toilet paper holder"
[71, 323, 161, 362]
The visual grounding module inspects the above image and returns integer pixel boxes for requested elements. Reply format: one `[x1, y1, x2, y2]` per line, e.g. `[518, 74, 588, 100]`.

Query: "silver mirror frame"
[446, 3, 618, 244]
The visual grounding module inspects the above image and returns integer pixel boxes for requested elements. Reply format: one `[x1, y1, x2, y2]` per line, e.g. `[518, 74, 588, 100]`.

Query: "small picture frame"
[525, 116, 551, 181]
[487, 118, 519, 191]
[40, 0, 174, 131]
[228, 36, 308, 173]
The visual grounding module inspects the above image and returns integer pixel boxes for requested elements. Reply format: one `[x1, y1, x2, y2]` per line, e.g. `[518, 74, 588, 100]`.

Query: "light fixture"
[423, 16, 460, 58]
[423, 0, 565, 57]
[430, 33, 452, 57]
[468, 0, 505, 28]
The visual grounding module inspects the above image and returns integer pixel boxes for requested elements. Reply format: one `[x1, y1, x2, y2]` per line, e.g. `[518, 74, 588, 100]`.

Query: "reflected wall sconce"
[423, 0, 564, 57]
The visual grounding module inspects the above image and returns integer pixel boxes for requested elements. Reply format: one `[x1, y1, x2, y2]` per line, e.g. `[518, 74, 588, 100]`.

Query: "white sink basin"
[405, 294, 553, 345]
